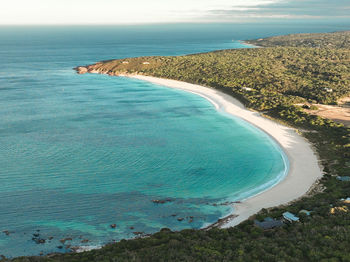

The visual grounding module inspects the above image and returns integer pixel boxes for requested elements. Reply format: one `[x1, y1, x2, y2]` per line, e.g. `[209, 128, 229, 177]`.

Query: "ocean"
[0, 23, 348, 257]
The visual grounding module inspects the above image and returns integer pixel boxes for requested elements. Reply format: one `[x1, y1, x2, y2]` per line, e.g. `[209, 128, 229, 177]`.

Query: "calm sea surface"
[0, 23, 348, 257]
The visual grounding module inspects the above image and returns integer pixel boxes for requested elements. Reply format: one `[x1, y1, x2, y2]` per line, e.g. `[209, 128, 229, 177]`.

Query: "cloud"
[207, 0, 350, 20]
[0, 0, 348, 24]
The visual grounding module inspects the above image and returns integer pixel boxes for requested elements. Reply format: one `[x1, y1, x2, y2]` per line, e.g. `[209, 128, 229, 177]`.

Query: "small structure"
[324, 88, 333, 93]
[254, 217, 284, 230]
[242, 86, 253, 91]
[330, 206, 348, 214]
[299, 210, 311, 216]
[337, 176, 350, 182]
[283, 212, 299, 222]
[142, 62, 150, 65]
[122, 61, 129, 64]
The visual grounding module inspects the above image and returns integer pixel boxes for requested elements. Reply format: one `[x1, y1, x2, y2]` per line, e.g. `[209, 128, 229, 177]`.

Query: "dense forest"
[5, 31, 350, 262]
[246, 31, 350, 49]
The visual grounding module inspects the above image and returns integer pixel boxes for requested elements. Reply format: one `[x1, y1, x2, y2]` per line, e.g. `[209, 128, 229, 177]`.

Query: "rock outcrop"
[76, 66, 88, 74]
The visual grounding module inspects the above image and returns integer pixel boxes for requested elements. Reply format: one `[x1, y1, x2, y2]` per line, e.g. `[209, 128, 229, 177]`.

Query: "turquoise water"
[0, 24, 348, 257]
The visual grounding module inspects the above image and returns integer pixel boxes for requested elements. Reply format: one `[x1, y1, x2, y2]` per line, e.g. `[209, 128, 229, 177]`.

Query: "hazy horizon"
[1, 0, 349, 25]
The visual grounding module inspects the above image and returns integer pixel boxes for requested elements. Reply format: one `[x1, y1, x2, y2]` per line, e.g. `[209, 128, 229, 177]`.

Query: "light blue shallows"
[3, 24, 340, 257]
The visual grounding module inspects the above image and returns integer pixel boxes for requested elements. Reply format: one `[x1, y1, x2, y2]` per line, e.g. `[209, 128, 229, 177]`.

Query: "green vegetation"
[310, 105, 319, 111]
[5, 31, 350, 262]
[88, 46, 350, 107]
[246, 31, 350, 49]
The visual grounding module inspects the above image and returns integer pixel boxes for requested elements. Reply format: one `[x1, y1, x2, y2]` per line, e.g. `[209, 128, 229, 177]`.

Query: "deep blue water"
[0, 23, 349, 257]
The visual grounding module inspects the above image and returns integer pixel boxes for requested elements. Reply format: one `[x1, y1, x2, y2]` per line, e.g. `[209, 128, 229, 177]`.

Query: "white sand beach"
[128, 74, 323, 228]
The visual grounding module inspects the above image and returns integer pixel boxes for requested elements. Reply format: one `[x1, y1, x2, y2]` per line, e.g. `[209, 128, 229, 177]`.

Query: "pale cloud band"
[207, 0, 350, 20]
[0, 0, 348, 25]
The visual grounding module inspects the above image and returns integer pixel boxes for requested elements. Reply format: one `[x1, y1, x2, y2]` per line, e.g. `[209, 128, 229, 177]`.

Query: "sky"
[0, 0, 349, 25]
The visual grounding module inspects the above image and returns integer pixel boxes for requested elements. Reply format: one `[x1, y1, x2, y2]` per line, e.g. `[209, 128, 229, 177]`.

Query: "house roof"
[283, 212, 299, 221]
[299, 210, 311, 215]
[337, 176, 350, 181]
[254, 220, 284, 229]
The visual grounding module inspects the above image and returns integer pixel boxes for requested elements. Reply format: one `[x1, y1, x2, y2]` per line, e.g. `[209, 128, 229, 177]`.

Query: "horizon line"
[1, 20, 350, 27]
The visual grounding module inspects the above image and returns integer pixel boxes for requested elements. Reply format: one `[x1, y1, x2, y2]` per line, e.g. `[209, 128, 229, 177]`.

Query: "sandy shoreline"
[127, 74, 323, 228]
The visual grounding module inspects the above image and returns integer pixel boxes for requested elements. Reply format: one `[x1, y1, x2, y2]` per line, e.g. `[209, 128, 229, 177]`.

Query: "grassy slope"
[6, 31, 350, 262]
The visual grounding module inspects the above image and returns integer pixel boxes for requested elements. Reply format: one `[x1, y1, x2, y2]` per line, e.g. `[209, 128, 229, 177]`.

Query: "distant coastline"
[238, 40, 262, 48]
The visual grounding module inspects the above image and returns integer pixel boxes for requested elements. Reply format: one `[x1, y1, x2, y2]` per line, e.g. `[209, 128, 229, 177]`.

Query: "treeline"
[6, 31, 350, 262]
[246, 31, 350, 49]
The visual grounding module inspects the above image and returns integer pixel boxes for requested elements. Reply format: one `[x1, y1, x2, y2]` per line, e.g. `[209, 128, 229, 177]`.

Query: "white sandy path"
[127, 75, 323, 228]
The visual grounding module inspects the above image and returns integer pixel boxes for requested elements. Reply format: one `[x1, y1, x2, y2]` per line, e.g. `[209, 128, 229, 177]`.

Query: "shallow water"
[0, 23, 347, 257]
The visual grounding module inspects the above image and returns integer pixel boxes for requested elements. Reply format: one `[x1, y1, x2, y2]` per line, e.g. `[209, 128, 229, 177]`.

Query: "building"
[254, 217, 284, 230]
[283, 212, 300, 222]
[142, 62, 150, 65]
[330, 206, 348, 214]
[337, 176, 350, 182]
[299, 210, 311, 216]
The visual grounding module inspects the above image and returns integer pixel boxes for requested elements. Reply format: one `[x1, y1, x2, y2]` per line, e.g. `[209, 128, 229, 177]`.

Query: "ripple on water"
[0, 32, 288, 257]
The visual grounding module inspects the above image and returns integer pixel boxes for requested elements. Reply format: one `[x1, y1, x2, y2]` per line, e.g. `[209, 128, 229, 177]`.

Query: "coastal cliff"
[75, 56, 161, 76]
[75, 65, 123, 76]
[75, 63, 107, 75]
